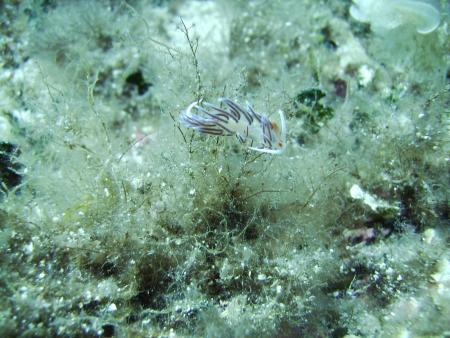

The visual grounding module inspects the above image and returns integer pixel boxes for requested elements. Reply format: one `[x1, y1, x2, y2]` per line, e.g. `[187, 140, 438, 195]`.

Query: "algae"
[0, 0, 448, 337]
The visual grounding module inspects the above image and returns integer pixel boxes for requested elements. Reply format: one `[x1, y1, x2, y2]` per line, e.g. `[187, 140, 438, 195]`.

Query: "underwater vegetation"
[0, 142, 23, 198]
[0, 0, 448, 337]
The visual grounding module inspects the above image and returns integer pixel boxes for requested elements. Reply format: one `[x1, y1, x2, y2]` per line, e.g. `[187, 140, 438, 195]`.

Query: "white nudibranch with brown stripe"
[180, 98, 287, 154]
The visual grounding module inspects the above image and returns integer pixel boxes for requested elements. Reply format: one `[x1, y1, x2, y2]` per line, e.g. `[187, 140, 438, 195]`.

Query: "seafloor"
[0, 0, 448, 337]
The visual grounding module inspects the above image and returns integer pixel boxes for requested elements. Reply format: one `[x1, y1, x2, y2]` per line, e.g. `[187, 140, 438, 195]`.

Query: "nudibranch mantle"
[180, 98, 287, 154]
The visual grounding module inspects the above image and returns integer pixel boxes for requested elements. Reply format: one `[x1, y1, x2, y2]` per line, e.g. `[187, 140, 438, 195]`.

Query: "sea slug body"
[180, 98, 287, 154]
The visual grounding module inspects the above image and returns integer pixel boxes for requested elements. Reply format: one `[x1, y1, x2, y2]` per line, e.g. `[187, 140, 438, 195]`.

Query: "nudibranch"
[180, 98, 287, 154]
